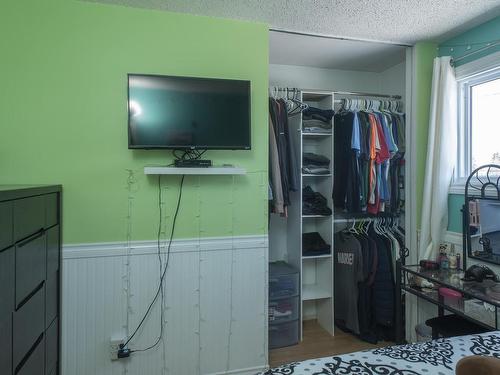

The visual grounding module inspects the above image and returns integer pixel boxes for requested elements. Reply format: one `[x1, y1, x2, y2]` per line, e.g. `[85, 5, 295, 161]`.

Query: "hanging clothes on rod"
[334, 217, 405, 344]
[333, 97, 405, 215]
[269, 88, 301, 216]
[269, 87, 308, 116]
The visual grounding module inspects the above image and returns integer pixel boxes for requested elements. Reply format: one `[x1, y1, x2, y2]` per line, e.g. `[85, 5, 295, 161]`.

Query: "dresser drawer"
[47, 225, 59, 276]
[14, 195, 46, 241]
[0, 317, 12, 375]
[13, 285, 45, 369]
[45, 272, 58, 328]
[45, 193, 58, 228]
[16, 334, 44, 375]
[16, 232, 46, 307]
[45, 318, 58, 375]
[0, 201, 13, 250]
[0, 246, 14, 321]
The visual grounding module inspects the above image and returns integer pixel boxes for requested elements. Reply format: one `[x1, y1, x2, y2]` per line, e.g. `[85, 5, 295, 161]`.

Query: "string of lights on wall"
[121, 170, 268, 374]
[124, 168, 140, 375]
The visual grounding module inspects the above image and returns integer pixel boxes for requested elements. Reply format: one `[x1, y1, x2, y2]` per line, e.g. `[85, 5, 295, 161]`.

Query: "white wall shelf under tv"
[144, 166, 246, 175]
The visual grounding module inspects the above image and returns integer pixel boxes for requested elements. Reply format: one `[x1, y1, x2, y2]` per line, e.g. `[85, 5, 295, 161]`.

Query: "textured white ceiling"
[270, 31, 406, 72]
[86, 0, 500, 44]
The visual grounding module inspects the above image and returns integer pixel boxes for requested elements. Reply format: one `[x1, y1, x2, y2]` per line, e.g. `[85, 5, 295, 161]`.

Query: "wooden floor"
[269, 320, 393, 368]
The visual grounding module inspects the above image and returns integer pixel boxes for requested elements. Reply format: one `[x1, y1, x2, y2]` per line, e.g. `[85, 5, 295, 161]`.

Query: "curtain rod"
[451, 40, 500, 66]
[269, 28, 411, 47]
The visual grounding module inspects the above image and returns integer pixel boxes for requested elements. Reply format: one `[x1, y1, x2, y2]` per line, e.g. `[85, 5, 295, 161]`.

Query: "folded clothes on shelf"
[302, 152, 331, 175]
[302, 232, 331, 256]
[302, 107, 335, 123]
[303, 152, 330, 166]
[302, 119, 332, 134]
[302, 166, 331, 174]
[302, 107, 334, 134]
[302, 186, 332, 216]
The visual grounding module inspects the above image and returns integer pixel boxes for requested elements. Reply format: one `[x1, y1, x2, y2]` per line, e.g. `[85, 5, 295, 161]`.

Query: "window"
[455, 63, 500, 186]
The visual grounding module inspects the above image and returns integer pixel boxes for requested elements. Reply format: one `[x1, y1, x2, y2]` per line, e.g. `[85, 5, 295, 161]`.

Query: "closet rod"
[334, 91, 401, 99]
[271, 87, 300, 91]
[272, 88, 401, 99]
[334, 214, 400, 224]
[269, 28, 411, 47]
[271, 87, 402, 100]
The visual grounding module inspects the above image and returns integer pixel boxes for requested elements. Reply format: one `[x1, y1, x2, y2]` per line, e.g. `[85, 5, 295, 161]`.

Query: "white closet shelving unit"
[287, 90, 335, 339]
[273, 87, 407, 343]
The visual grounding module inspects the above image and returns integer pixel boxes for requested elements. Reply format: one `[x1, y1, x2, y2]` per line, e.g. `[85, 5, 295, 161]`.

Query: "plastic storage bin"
[269, 320, 299, 349]
[269, 261, 299, 299]
[439, 287, 463, 310]
[269, 296, 299, 324]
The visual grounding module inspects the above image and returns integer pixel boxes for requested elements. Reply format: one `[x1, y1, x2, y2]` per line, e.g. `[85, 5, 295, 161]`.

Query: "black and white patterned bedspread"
[260, 331, 500, 375]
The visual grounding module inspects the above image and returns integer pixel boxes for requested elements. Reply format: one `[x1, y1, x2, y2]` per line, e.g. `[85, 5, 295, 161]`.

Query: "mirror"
[465, 164, 500, 266]
[468, 199, 500, 264]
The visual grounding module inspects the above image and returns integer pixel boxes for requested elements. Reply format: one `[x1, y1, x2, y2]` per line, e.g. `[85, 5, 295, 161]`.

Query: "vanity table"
[395, 164, 500, 344]
[395, 264, 500, 343]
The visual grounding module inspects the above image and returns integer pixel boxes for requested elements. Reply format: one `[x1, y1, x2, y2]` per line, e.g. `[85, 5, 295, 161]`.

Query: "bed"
[261, 331, 500, 374]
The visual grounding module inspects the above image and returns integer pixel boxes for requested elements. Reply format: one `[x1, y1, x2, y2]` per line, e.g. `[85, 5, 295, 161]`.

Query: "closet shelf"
[302, 284, 332, 301]
[302, 174, 332, 177]
[302, 254, 332, 260]
[302, 214, 332, 218]
[302, 92, 333, 101]
[302, 132, 332, 137]
[144, 166, 246, 175]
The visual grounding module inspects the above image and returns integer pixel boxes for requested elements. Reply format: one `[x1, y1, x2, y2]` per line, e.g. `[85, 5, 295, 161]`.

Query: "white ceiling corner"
[86, 0, 500, 45]
[84, 0, 500, 71]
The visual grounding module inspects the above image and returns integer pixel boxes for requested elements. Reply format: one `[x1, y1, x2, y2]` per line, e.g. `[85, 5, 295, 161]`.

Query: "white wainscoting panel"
[61, 236, 268, 375]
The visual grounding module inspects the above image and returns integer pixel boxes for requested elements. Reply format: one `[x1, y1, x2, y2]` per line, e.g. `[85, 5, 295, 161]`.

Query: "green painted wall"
[0, 0, 269, 244]
[439, 16, 500, 66]
[414, 42, 438, 228]
[439, 17, 500, 233]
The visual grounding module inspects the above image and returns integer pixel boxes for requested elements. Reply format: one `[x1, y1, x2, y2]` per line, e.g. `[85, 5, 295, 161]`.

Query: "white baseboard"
[208, 365, 267, 375]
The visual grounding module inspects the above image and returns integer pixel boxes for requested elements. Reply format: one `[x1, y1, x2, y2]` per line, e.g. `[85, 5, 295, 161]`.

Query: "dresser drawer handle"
[16, 281, 45, 310]
[14, 332, 44, 375]
[17, 229, 45, 248]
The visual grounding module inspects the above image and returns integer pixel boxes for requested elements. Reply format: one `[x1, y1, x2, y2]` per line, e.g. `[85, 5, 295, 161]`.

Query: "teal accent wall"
[448, 194, 464, 232]
[438, 17, 500, 233]
[0, 0, 269, 244]
[439, 16, 500, 66]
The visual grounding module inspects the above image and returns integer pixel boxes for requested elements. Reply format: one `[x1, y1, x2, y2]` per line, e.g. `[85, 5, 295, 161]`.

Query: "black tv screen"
[127, 74, 251, 150]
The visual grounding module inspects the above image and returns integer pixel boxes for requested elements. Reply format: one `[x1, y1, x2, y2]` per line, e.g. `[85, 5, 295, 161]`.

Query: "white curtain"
[419, 56, 457, 260]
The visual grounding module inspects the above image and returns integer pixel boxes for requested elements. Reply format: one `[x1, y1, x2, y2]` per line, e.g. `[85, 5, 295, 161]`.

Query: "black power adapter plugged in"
[117, 344, 131, 359]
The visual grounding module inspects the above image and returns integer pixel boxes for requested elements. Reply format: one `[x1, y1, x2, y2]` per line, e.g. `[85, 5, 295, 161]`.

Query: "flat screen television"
[127, 74, 251, 150]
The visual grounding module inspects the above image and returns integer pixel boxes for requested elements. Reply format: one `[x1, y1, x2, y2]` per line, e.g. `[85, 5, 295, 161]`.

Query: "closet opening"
[268, 30, 411, 366]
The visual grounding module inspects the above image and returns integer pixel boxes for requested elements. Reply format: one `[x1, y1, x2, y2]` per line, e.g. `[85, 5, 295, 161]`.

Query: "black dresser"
[0, 185, 61, 375]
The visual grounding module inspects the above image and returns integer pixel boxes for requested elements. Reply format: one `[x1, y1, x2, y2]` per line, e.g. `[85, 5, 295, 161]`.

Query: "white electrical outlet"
[109, 335, 126, 361]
